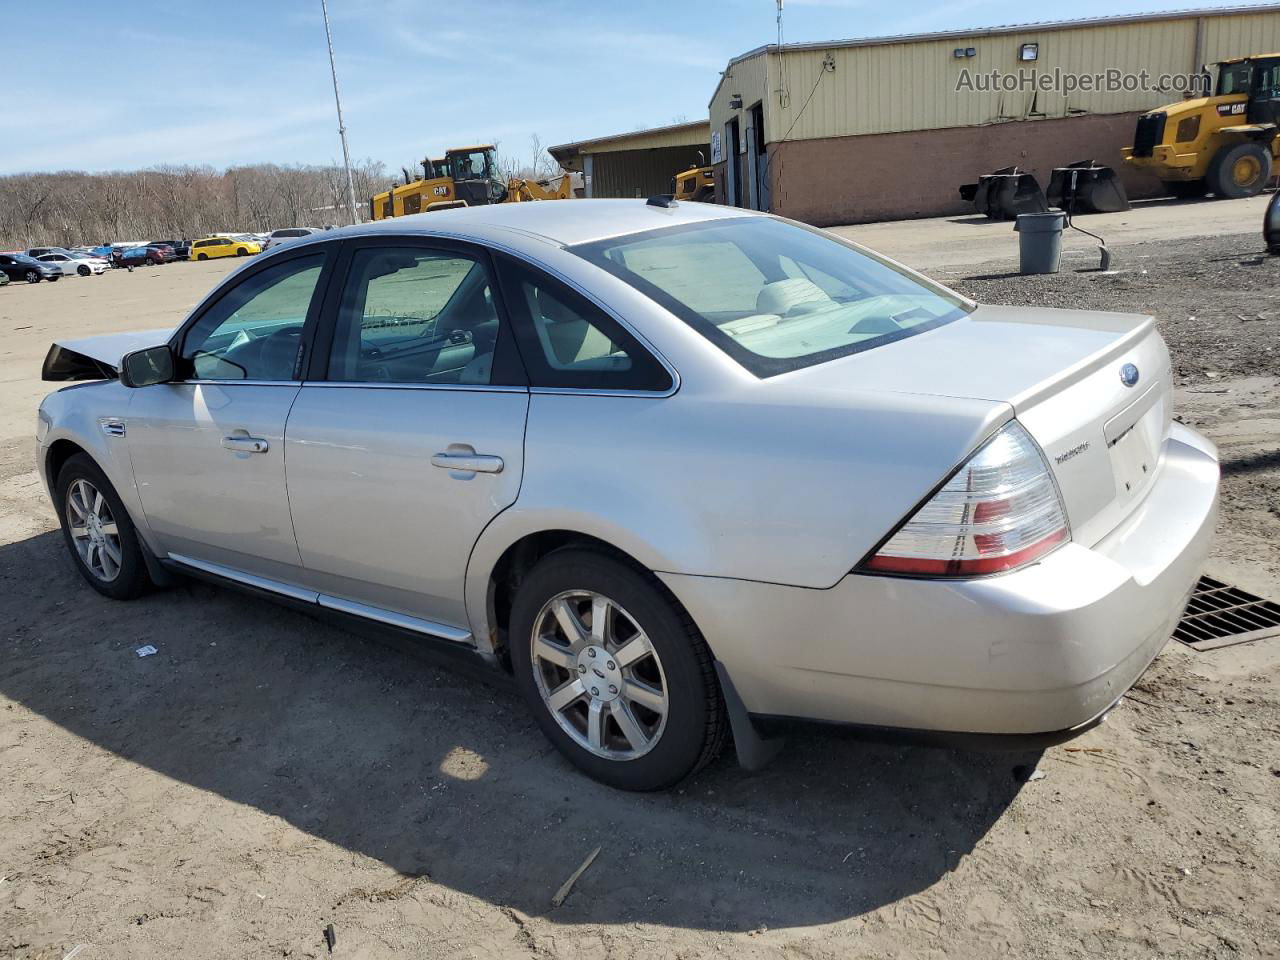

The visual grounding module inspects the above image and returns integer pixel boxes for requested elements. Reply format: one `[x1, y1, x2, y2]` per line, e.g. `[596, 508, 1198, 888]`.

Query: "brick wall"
[766, 112, 1164, 226]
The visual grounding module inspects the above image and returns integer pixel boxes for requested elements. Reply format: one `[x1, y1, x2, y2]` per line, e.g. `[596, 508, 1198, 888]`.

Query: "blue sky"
[3, 0, 1261, 175]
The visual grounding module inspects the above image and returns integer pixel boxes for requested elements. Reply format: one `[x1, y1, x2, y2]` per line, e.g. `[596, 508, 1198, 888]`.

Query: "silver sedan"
[36, 199, 1219, 790]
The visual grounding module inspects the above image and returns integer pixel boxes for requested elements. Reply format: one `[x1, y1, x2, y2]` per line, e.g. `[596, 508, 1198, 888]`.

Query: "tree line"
[0, 160, 390, 250]
[1, 135, 568, 250]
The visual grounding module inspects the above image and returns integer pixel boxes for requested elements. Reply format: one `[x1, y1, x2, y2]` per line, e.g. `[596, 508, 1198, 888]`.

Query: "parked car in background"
[115, 246, 167, 268]
[27, 247, 76, 259]
[37, 252, 108, 276]
[150, 239, 190, 260]
[263, 227, 323, 250]
[35, 201, 1219, 791]
[147, 244, 179, 263]
[190, 236, 261, 260]
[0, 271, 9, 287]
[0, 253, 61, 283]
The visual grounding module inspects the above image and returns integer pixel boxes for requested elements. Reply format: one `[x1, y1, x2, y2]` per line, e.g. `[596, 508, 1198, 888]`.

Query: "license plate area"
[1107, 400, 1164, 503]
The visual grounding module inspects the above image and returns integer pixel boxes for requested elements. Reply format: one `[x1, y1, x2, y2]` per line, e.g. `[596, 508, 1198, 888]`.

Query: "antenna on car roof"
[647, 195, 678, 208]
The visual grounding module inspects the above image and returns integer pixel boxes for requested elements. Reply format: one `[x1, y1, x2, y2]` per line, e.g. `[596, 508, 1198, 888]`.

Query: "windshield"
[1217, 62, 1252, 95]
[570, 217, 971, 377]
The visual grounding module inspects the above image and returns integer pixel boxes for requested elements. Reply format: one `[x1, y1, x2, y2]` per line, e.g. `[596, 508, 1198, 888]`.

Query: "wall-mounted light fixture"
[1019, 42, 1039, 61]
[729, 94, 743, 109]
[954, 47, 977, 58]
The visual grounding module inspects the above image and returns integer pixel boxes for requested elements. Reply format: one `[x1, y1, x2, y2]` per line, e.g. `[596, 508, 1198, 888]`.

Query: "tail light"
[860, 421, 1069, 577]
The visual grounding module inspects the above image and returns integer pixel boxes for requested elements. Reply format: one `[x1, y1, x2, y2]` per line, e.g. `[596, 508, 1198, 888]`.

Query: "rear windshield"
[570, 217, 970, 377]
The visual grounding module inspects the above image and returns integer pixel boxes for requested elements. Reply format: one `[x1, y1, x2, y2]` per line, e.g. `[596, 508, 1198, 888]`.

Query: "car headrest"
[755, 277, 833, 317]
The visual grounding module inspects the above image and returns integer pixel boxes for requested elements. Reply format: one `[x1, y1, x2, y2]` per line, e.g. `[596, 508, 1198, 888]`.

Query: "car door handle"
[222, 435, 269, 454]
[431, 452, 504, 474]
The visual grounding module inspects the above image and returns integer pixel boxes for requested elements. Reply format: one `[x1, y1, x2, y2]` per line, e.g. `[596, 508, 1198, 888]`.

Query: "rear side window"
[496, 255, 673, 392]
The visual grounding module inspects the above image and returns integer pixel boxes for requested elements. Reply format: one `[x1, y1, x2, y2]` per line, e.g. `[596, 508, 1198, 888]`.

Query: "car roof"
[334, 198, 760, 249]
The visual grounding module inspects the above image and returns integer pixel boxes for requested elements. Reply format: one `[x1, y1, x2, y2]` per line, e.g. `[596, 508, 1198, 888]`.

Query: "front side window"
[571, 217, 970, 378]
[181, 253, 325, 380]
[327, 246, 502, 385]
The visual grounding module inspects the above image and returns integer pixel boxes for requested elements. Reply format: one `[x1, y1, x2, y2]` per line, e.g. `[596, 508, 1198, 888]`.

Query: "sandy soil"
[1, 228, 1278, 960]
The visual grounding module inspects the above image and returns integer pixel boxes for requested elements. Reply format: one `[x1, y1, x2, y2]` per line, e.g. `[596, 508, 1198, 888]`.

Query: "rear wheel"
[25, 269, 40, 283]
[1163, 178, 1208, 199]
[55, 454, 151, 600]
[236, 247, 247, 256]
[509, 548, 725, 791]
[1208, 143, 1272, 199]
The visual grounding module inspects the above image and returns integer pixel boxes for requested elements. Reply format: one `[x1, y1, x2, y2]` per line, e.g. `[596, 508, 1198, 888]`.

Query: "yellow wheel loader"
[369, 145, 574, 221]
[1122, 54, 1280, 199]
[674, 163, 715, 202]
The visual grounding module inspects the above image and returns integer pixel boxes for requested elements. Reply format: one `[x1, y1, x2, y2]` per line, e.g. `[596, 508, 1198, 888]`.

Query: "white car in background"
[263, 227, 323, 251]
[36, 252, 108, 277]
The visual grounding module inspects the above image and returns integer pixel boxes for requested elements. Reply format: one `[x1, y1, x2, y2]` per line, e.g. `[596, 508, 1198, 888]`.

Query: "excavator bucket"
[1047, 160, 1130, 214]
[959, 166, 1048, 220]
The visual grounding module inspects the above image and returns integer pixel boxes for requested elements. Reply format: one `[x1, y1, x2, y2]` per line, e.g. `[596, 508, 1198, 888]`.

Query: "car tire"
[55, 454, 151, 600]
[77, 264, 91, 276]
[1207, 143, 1272, 199]
[25, 270, 40, 283]
[509, 548, 726, 791]
[197, 253, 208, 261]
[236, 247, 247, 256]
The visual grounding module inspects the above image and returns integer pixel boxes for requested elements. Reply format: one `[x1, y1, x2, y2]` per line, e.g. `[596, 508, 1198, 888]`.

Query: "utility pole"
[321, 0, 360, 225]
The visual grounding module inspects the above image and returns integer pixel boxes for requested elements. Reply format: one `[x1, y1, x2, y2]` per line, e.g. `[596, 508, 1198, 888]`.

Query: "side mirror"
[119, 345, 175, 388]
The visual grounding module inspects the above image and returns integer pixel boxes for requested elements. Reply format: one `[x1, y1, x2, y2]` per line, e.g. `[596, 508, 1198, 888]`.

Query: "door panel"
[285, 386, 528, 628]
[128, 382, 303, 576]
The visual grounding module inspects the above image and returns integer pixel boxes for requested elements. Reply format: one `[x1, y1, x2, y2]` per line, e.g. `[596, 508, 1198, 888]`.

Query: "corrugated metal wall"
[588, 125, 711, 154]
[710, 9, 1280, 147]
[1203, 11, 1280, 59]
[589, 146, 710, 198]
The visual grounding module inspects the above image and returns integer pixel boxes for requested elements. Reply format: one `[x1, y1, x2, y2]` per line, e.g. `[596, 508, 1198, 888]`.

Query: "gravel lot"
[1, 223, 1278, 960]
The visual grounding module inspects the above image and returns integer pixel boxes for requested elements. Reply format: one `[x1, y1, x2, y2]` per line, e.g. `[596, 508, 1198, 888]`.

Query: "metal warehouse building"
[709, 4, 1280, 224]
[549, 121, 710, 199]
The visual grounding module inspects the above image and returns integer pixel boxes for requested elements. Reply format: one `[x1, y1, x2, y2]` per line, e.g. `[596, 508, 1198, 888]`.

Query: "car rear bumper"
[660, 423, 1219, 737]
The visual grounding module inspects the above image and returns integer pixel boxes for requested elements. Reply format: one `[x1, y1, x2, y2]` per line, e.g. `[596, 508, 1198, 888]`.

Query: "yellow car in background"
[190, 236, 262, 260]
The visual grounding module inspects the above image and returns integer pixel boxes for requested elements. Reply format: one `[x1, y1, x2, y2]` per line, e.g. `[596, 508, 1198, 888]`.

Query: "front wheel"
[77, 264, 91, 276]
[509, 548, 725, 790]
[196, 252, 208, 261]
[55, 454, 151, 600]
[25, 270, 40, 283]
[1208, 143, 1272, 199]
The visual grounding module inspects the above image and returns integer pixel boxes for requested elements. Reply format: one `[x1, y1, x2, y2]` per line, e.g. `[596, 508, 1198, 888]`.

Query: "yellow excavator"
[370, 145, 574, 220]
[1122, 54, 1280, 198]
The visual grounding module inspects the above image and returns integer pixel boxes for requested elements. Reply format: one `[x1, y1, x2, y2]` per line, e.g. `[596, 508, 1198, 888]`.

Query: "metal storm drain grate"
[1173, 576, 1280, 651]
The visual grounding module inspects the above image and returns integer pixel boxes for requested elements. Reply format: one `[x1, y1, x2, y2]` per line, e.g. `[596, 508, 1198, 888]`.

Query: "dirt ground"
[1, 212, 1278, 960]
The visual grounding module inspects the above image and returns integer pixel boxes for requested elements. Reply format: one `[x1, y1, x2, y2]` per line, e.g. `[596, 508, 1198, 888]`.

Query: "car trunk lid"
[781, 304, 1173, 546]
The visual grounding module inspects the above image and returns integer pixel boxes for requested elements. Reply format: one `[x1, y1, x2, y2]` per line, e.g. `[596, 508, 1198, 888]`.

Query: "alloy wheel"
[65, 478, 122, 582]
[530, 590, 669, 760]
[25, 270, 38, 283]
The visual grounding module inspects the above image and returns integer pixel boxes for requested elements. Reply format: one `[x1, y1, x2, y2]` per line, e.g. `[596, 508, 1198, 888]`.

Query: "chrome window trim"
[529, 386, 676, 399]
[176, 379, 303, 387]
[299, 381, 529, 394]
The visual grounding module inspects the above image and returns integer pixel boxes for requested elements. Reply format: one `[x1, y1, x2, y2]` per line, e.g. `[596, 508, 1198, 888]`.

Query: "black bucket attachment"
[1047, 160, 1130, 214]
[959, 166, 1048, 220]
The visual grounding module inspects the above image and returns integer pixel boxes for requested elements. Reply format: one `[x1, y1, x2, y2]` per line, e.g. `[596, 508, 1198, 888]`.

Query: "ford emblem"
[1120, 363, 1140, 387]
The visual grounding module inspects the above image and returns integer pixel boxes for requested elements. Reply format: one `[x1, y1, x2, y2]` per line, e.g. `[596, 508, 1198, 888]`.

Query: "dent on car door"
[126, 248, 331, 582]
[284, 239, 530, 636]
